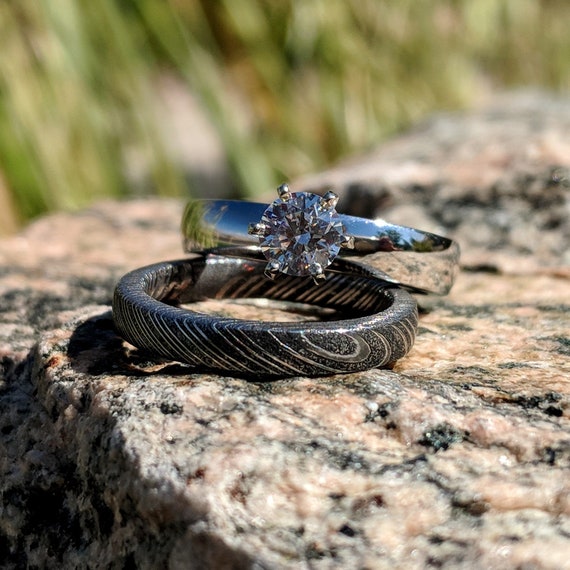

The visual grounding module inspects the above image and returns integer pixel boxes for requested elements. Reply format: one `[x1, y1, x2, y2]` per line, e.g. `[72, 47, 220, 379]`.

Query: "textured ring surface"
[182, 194, 460, 295]
[112, 254, 418, 378]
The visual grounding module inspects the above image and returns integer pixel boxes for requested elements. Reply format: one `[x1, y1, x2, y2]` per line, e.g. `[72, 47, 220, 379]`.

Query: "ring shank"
[181, 200, 460, 295]
[112, 254, 418, 378]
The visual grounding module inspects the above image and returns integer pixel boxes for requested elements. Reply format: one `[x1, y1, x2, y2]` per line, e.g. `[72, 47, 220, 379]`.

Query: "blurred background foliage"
[1, 0, 569, 233]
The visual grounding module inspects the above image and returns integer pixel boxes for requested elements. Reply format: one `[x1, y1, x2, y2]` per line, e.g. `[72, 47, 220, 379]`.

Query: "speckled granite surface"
[1, 92, 569, 569]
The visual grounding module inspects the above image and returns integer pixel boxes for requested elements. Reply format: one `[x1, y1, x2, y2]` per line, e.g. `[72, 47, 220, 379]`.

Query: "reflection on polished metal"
[182, 187, 460, 295]
[112, 253, 418, 378]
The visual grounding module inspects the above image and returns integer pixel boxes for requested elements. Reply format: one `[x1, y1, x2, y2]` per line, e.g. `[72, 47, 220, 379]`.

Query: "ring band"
[112, 253, 418, 378]
[181, 187, 460, 295]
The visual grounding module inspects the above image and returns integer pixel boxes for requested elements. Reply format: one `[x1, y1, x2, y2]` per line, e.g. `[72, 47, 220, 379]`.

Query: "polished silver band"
[182, 198, 460, 295]
[112, 253, 418, 378]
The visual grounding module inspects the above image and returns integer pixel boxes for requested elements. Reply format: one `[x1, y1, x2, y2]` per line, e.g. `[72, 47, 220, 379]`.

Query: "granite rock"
[298, 90, 570, 273]
[1, 92, 569, 569]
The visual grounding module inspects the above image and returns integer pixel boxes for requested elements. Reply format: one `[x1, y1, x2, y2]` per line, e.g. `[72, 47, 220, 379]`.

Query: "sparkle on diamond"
[258, 192, 346, 276]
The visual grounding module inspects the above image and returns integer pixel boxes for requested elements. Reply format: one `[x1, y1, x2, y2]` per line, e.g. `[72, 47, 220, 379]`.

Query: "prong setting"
[310, 263, 326, 285]
[264, 260, 281, 280]
[320, 190, 339, 210]
[248, 222, 266, 236]
[341, 234, 355, 249]
[277, 183, 291, 201]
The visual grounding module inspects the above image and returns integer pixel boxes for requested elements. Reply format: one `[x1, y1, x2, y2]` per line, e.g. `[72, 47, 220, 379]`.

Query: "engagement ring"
[182, 184, 460, 295]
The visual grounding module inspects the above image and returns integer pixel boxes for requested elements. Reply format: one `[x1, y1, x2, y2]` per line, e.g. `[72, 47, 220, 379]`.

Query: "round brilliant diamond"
[257, 192, 346, 277]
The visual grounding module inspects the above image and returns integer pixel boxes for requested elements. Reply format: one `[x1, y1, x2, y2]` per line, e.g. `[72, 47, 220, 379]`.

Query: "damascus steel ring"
[112, 253, 418, 378]
[182, 185, 460, 295]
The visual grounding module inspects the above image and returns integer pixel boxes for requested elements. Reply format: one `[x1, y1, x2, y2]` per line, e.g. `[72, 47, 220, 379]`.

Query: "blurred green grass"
[1, 0, 569, 233]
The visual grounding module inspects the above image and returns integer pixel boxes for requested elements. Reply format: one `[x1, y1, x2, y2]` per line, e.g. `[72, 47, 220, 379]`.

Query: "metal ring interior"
[181, 199, 460, 295]
[112, 254, 418, 378]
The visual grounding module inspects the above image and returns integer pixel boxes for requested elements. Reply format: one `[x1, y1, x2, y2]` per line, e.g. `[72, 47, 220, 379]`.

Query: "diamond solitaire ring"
[182, 184, 460, 295]
[248, 185, 354, 283]
[112, 253, 418, 378]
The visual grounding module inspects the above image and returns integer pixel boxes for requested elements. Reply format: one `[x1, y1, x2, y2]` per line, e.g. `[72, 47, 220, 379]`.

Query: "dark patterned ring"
[112, 253, 418, 378]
